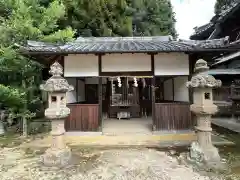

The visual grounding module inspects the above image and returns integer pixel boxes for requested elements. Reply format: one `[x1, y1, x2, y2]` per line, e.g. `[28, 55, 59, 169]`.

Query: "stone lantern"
[186, 59, 222, 165]
[40, 61, 74, 167]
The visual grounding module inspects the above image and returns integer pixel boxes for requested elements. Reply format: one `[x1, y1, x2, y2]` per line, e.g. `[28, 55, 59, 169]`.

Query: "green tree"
[0, 0, 75, 136]
[131, 0, 177, 38]
[214, 0, 233, 14]
[61, 0, 133, 37]
[61, 0, 177, 38]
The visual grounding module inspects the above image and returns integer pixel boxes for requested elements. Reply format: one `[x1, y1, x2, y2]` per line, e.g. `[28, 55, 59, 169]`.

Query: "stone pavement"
[24, 133, 196, 148]
[23, 132, 234, 149]
[212, 117, 240, 133]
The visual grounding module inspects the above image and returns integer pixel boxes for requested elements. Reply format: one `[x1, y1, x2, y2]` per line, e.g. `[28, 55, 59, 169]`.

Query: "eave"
[18, 36, 231, 55]
[18, 48, 240, 55]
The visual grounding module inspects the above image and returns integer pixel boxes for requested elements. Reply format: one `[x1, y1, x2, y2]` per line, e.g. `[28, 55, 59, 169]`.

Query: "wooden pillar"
[161, 80, 164, 101]
[188, 54, 196, 104]
[172, 78, 175, 101]
[98, 55, 103, 132]
[151, 54, 156, 131]
[152, 76, 156, 131]
[188, 54, 197, 129]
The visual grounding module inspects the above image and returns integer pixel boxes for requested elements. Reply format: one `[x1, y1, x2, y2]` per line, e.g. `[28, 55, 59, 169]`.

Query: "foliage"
[0, 85, 25, 108]
[214, 0, 234, 14]
[61, 0, 177, 37]
[131, 0, 177, 38]
[0, 0, 75, 45]
[0, 0, 75, 135]
[27, 119, 51, 135]
[61, 0, 133, 37]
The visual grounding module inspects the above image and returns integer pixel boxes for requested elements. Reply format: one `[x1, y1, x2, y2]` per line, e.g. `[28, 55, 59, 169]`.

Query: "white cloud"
[171, 0, 216, 39]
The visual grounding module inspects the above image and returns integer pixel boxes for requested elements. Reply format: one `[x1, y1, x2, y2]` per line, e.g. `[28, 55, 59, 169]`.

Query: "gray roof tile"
[191, 23, 215, 37]
[19, 36, 230, 54]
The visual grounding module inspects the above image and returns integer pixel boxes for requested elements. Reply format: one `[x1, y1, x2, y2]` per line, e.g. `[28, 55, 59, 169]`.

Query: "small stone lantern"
[40, 61, 74, 167]
[186, 59, 222, 164]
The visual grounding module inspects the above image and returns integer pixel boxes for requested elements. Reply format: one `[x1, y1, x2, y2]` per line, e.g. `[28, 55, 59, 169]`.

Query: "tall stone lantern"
[40, 61, 74, 167]
[186, 59, 222, 164]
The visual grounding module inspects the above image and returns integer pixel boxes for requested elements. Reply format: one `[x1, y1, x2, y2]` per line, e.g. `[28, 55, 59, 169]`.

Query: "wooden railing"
[154, 102, 192, 131]
[65, 104, 99, 131]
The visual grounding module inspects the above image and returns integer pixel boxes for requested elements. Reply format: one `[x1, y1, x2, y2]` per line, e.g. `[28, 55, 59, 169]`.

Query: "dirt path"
[0, 146, 219, 180]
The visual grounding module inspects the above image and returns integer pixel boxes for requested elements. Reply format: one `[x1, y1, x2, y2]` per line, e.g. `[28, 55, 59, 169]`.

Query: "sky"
[171, 0, 216, 39]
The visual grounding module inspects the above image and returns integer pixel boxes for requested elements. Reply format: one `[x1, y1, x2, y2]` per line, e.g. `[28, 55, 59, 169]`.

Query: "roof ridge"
[74, 36, 173, 43]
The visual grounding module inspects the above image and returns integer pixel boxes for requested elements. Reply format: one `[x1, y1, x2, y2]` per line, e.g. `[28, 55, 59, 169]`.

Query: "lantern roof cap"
[40, 62, 74, 92]
[187, 59, 222, 88]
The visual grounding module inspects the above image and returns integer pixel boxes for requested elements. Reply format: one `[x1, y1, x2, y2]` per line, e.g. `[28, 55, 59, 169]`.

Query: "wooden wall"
[65, 104, 99, 131]
[154, 102, 192, 131]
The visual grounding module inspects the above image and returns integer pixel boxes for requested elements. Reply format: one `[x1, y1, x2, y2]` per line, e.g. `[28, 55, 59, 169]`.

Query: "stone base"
[189, 141, 220, 163]
[188, 142, 227, 171]
[40, 146, 72, 167]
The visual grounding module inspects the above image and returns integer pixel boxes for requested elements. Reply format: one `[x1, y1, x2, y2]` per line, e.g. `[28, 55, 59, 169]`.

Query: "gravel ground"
[0, 147, 219, 180]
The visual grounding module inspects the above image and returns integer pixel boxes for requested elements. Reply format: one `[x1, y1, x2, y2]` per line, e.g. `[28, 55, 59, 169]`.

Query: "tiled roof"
[211, 39, 240, 66]
[179, 37, 229, 48]
[18, 36, 230, 54]
[190, 1, 240, 40]
[191, 23, 215, 38]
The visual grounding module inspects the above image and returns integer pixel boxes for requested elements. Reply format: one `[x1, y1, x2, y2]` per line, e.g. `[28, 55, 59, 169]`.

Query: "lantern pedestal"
[40, 119, 71, 167]
[186, 59, 222, 167]
[40, 62, 74, 167]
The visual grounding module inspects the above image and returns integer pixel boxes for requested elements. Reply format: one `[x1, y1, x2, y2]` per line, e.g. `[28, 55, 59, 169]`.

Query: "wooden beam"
[77, 77, 85, 82]
[99, 71, 153, 76]
[160, 76, 175, 82]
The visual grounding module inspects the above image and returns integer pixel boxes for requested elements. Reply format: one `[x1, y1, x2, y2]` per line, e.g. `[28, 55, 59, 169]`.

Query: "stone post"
[40, 61, 74, 167]
[186, 59, 222, 165]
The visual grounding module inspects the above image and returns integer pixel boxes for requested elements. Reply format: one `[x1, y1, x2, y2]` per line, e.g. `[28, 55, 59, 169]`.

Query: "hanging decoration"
[133, 77, 138, 87]
[117, 77, 122, 87]
[141, 78, 146, 88]
[110, 77, 115, 95]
